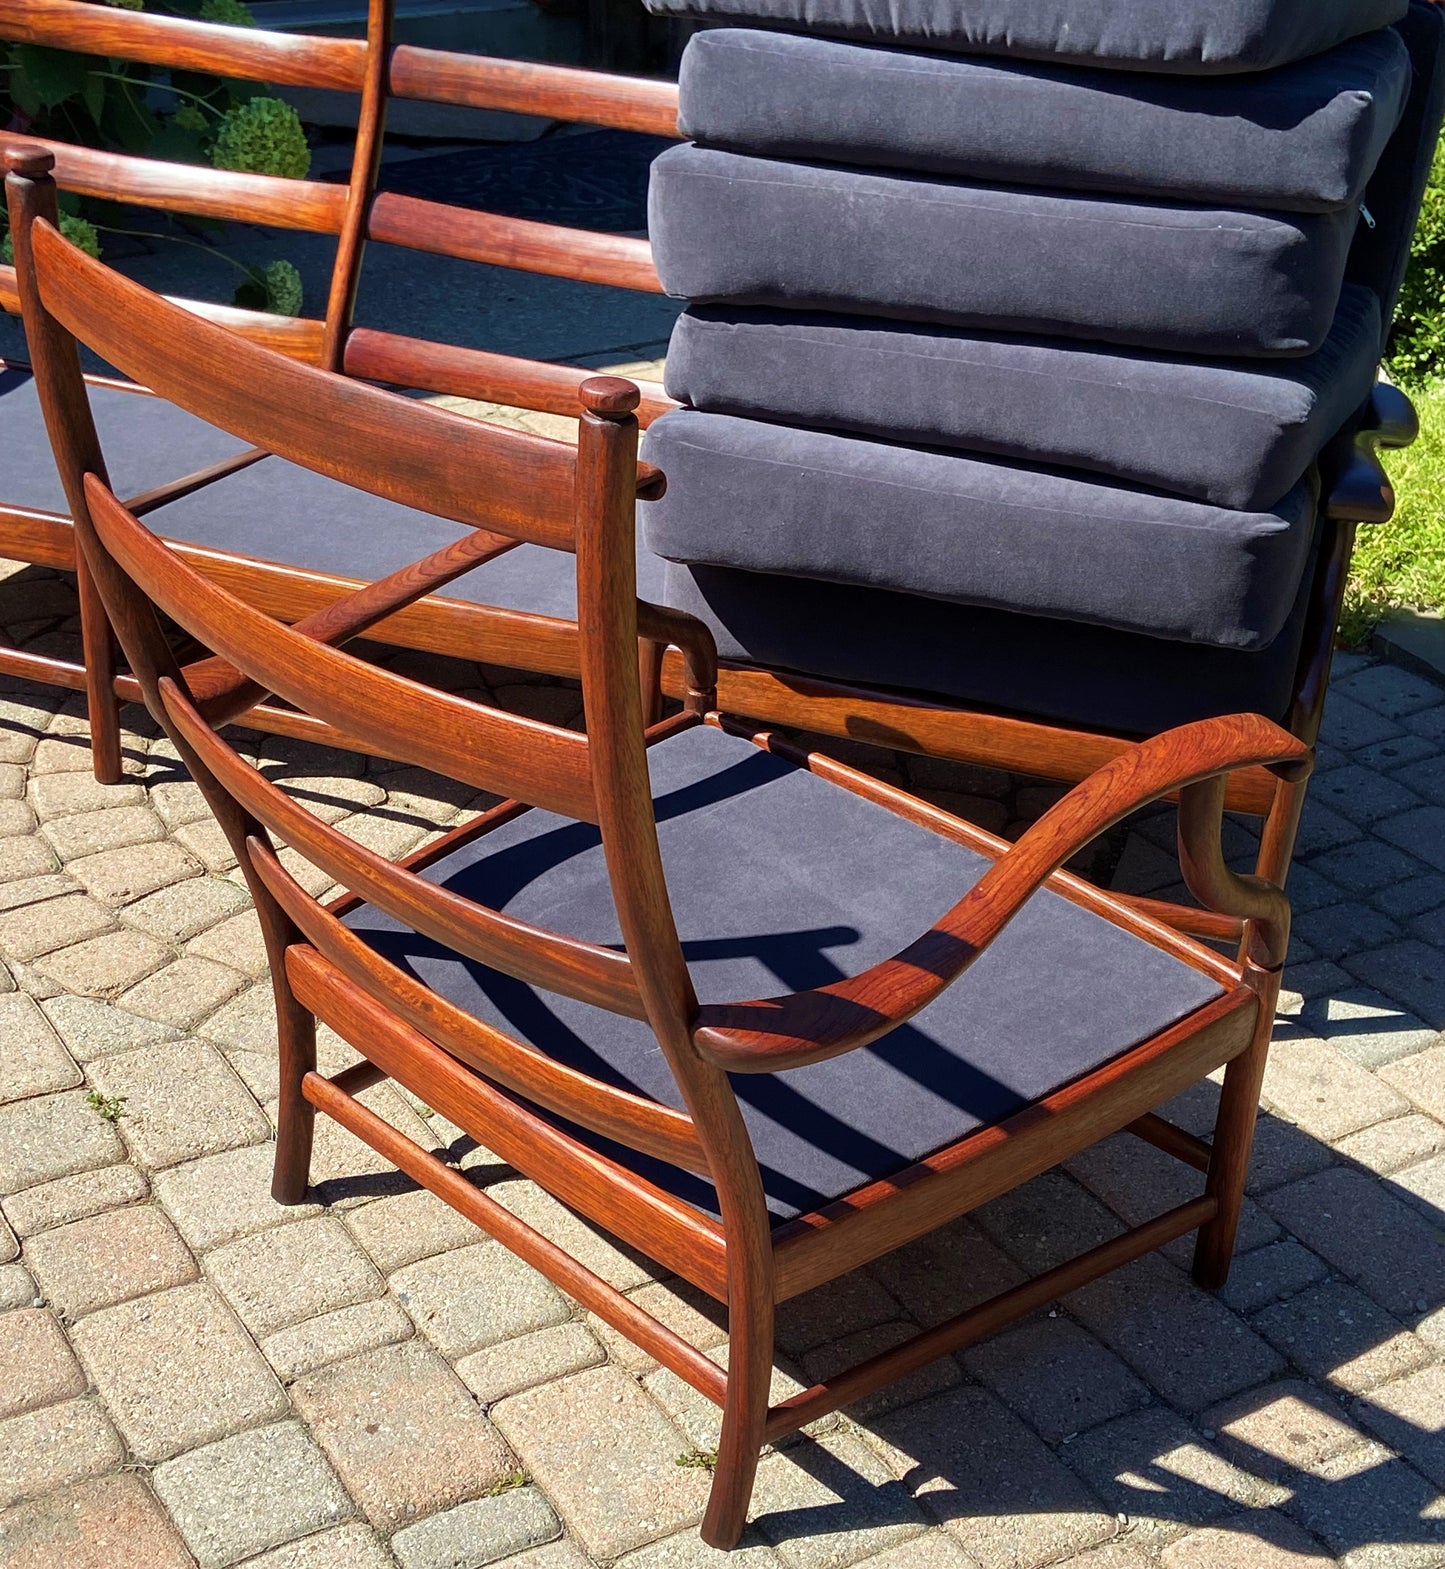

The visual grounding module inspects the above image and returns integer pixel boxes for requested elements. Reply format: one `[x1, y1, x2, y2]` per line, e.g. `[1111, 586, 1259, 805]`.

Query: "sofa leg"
[271, 991, 317, 1205]
[701, 1293, 772, 1550]
[1192, 1025, 1271, 1290]
[77, 555, 123, 784]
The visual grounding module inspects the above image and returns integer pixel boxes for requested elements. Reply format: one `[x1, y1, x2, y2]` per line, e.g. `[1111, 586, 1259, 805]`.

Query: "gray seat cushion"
[658, 546, 1319, 737]
[641, 410, 1318, 651]
[1, 368, 248, 514]
[146, 452, 668, 618]
[679, 28, 1410, 212]
[665, 288, 1382, 512]
[344, 722, 1223, 1222]
[648, 146, 1361, 356]
[641, 0, 1405, 73]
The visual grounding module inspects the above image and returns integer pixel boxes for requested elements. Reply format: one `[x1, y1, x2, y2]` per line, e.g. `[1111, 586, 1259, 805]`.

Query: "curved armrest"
[694, 712, 1309, 1073]
[1323, 382, 1418, 526]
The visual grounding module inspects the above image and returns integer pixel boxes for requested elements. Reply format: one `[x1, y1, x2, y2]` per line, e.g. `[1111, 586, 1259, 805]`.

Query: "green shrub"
[1388, 142, 1445, 388]
[1341, 379, 1445, 639]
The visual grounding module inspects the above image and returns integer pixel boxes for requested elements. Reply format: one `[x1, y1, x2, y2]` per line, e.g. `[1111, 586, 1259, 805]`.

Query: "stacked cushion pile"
[637, 0, 1445, 726]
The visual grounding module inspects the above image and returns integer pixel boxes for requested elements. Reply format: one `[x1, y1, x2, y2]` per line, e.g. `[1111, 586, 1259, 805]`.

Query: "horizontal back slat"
[344, 328, 677, 425]
[2, 257, 326, 361]
[247, 837, 704, 1170]
[152, 302, 327, 363]
[157, 682, 638, 1014]
[88, 479, 599, 821]
[388, 46, 680, 137]
[34, 221, 581, 548]
[25, 137, 345, 234]
[367, 193, 664, 294]
[0, 0, 366, 90]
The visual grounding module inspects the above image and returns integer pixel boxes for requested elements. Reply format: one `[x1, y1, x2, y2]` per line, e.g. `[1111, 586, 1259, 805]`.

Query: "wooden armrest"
[694, 713, 1310, 1073]
[1323, 382, 1419, 525]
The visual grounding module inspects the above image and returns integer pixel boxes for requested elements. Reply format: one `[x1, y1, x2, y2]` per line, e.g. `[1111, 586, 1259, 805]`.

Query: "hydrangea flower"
[262, 259, 303, 317]
[211, 97, 310, 180]
[1, 214, 102, 267]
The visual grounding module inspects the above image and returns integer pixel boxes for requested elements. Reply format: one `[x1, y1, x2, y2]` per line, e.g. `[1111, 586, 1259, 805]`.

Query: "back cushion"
[664, 288, 1384, 511]
[643, 0, 1406, 74]
[648, 146, 1361, 356]
[678, 28, 1410, 212]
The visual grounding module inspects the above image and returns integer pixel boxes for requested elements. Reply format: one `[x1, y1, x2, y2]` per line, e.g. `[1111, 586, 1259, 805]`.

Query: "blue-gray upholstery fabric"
[656, 546, 1319, 736]
[343, 722, 1223, 1222]
[642, 0, 1405, 74]
[146, 452, 668, 617]
[0, 369, 248, 514]
[678, 28, 1410, 212]
[640, 411, 1318, 650]
[648, 146, 1361, 356]
[665, 289, 1382, 512]
[1347, 1, 1445, 324]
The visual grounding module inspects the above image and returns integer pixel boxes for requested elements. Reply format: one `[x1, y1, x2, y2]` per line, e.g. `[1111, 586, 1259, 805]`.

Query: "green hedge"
[1389, 141, 1445, 389]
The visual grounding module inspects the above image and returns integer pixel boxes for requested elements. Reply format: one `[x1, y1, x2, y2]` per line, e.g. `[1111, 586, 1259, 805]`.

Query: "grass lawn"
[1341, 377, 1445, 643]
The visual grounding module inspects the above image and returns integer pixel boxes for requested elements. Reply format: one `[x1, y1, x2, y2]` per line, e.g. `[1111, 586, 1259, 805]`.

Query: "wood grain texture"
[388, 45, 679, 135]
[301, 1060, 728, 1402]
[345, 327, 676, 425]
[683, 659, 1285, 817]
[88, 479, 598, 820]
[158, 674, 635, 1012]
[250, 834, 708, 1173]
[12, 136, 345, 232]
[33, 222, 583, 550]
[320, 0, 391, 369]
[0, 0, 365, 89]
[770, 987, 1258, 1300]
[289, 943, 729, 1299]
[368, 192, 663, 292]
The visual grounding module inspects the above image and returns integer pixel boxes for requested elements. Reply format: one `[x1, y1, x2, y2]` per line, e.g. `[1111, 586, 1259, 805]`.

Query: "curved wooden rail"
[694, 713, 1311, 1071]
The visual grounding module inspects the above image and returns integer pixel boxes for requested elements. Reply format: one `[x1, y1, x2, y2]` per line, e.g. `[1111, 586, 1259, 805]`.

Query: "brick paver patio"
[0, 543, 1443, 1567]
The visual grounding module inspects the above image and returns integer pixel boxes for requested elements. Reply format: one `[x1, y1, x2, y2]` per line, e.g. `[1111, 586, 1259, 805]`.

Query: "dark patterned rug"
[366, 130, 675, 230]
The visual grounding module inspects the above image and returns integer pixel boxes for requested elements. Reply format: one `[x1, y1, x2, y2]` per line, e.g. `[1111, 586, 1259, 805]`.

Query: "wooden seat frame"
[10, 149, 1311, 1548]
[0, 0, 1418, 916]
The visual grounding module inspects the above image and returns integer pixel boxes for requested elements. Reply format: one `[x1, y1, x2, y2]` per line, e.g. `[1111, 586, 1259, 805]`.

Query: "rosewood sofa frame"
[0, 0, 1415, 899]
[9, 157, 1310, 1544]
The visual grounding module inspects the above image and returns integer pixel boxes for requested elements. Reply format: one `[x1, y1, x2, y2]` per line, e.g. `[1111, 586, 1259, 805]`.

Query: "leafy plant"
[0, 211, 100, 265]
[1341, 377, 1445, 641]
[1388, 141, 1445, 389]
[85, 1090, 127, 1122]
[211, 93, 310, 180]
[1, 0, 308, 315]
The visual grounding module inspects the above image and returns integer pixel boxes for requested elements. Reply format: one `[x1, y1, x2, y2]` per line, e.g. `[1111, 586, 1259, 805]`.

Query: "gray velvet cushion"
[657, 546, 1319, 737]
[666, 288, 1381, 511]
[641, 410, 1318, 650]
[643, 0, 1405, 73]
[0, 369, 248, 514]
[648, 146, 1361, 356]
[679, 28, 1409, 211]
[147, 452, 668, 617]
[344, 722, 1222, 1222]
